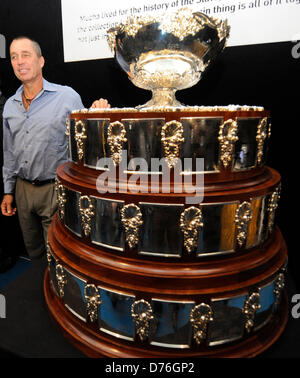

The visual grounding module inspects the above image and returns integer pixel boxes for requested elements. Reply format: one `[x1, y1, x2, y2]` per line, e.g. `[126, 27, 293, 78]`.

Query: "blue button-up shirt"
[2, 79, 84, 193]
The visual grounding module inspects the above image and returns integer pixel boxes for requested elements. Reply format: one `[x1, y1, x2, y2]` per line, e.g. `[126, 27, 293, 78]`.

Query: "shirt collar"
[13, 78, 57, 102]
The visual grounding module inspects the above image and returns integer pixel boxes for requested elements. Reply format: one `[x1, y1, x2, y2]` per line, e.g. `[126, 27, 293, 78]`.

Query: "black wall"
[0, 1, 299, 287]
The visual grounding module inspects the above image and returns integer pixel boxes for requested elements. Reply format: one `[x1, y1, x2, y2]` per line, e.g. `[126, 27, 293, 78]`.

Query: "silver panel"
[150, 299, 194, 348]
[63, 268, 87, 323]
[69, 119, 79, 164]
[64, 187, 82, 237]
[208, 293, 247, 346]
[48, 246, 59, 297]
[246, 196, 268, 249]
[138, 203, 184, 257]
[233, 118, 261, 171]
[123, 118, 165, 173]
[98, 286, 135, 341]
[197, 202, 239, 256]
[83, 119, 111, 169]
[254, 280, 276, 331]
[181, 117, 222, 173]
[90, 196, 125, 251]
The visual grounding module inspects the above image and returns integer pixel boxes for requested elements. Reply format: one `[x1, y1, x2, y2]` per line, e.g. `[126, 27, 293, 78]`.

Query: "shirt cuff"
[3, 179, 16, 194]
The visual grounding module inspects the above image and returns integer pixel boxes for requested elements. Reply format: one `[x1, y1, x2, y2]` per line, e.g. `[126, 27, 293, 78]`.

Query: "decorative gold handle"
[180, 207, 203, 254]
[256, 117, 268, 165]
[161, 120, 184, 168]
[74, 120, 87, 161]
[190, 303, 213, 345]
[274, 272, 285, 307]
[107, 121, 127, 166]
[65, 118, 70, 155]
[79, 195, 95, 237]
[242, 292, 261, 333]
[46, 242, 52, 266]
[55, 179, 66, 220]
[131, 299, 154, 342]
[267, 184, 281, 234]
[235, 201, 252, 248]
[55, 264, 67, 298]
[84, 284, 102, 322]
[121, 204, 143, 249]
[218, 119, 238, 169]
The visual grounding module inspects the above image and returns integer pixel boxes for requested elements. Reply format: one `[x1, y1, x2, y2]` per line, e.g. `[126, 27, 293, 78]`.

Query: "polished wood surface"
[57, 162, 280, 204]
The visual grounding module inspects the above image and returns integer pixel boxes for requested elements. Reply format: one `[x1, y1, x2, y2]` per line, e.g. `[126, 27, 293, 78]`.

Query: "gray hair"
[10, 36, 42, 57]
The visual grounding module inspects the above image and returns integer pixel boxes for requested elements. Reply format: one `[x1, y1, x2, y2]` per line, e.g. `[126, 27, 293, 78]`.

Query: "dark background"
[0, 0, 299, 290]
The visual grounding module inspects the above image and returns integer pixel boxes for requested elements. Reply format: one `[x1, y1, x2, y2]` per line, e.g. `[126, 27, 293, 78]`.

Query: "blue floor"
[0, 257, 32, 290]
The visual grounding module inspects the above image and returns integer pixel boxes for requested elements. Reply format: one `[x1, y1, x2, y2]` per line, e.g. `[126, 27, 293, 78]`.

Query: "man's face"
[10, 38, 44, 84]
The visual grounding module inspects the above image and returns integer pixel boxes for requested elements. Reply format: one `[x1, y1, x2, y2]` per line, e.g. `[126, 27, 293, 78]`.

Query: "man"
[1, 36, 110, 259]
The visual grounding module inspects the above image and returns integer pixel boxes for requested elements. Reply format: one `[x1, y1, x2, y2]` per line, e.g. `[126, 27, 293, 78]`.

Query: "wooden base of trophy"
[44, 211, 288, 358]
[44, 268, 288, 358]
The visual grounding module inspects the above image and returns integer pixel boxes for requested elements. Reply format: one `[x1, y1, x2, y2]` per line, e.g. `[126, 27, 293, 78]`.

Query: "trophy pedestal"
[44, 107, 287, 358]
[44, 212, 288, 358]
[44, 269, 288, 358]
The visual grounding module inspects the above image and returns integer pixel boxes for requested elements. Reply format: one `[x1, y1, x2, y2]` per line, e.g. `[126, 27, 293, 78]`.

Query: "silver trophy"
[107, 8, 230, 109]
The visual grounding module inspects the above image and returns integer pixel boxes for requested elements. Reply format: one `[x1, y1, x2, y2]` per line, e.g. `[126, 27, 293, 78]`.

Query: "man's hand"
[90, 98, 111, 109]
[1, 194, 17, 216]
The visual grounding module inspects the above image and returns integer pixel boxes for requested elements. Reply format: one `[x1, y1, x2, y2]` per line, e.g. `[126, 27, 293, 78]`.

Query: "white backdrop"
[61, 0, 300, 62]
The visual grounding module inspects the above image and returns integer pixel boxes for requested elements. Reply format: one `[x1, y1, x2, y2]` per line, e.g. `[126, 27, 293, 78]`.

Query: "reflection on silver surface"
[181, 117, 222, 172]
[123, 118, 165, 173]
[69, 119, 78, 163]
[197, 202, 239, 256]
[98, 286, 135, 341]
[234, 118, 262, 171]
[63, 268, 87, 323]
[69, 116, 268, 173]
[107, 8, 230, 108]
[246, 196, 268, 248]
[64, 188, 82, 237]
[90, 197, 125, 251]
[254, 280, 276, 331]
[138, 203, 184, 257]
[83, 119, 110, 169]
[208, 294, 247, 346]
[47, 245, 59, 297]
[62, 187, 273, 255]
[150, 299, 194, 348]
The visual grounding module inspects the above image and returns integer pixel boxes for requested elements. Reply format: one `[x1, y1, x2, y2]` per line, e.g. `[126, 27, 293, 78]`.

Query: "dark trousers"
[15, 178, 57, 259]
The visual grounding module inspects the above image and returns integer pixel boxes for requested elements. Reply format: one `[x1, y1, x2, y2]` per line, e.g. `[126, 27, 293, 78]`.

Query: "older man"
[1, 36, 110, 259]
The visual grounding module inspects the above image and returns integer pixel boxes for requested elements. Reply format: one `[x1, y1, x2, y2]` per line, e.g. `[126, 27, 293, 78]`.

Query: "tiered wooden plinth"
[44, 216, 288, 357]
[44, 109, 288, 358]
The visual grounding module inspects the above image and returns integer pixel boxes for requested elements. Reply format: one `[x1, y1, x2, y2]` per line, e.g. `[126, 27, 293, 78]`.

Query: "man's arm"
[1, 116, 17, 216]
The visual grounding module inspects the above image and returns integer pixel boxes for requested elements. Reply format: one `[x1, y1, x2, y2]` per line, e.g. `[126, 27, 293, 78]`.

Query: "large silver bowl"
[107, 8, 230, 109]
